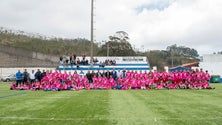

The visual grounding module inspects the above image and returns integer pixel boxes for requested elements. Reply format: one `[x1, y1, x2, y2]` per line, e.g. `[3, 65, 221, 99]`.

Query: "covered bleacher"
[57, 56, 150, 71]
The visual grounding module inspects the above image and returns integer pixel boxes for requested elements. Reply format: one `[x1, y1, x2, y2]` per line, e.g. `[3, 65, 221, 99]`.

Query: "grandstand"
[58, 56, 150, 71]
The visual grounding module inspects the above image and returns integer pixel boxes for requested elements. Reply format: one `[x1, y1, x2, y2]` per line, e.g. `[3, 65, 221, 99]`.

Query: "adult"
[41, 69, 46, 79]
[22, 69, 29, 84]
[15, 69, 22, 87]
[35, 69, 42, 83]
[111, 69, 117, 81]
[105, 70, 111, 79]
[117, 70, 122, 78]
[29, 70, 35, 84]
[86, 71, 92, 83]
[122, 69, 126, 78]
[96, 70, 101, 77]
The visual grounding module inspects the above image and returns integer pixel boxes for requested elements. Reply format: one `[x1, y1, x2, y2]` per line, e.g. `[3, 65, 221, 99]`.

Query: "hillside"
[0, 28, 98, 56]
[0, 28, 199, 70]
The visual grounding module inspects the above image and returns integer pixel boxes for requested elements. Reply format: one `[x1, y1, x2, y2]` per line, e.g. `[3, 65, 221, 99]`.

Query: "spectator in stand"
[16, 69, 22, 87]
[104, 59, 116, 66]
[70, 55, 74, 67]
[82, 54, 86, 60]
[29, 70, 35, 84]
[22, 69, 29, 84]
[62, 56, 67, 64]
[113, 60, 116, 65]
[81, 54, 86, 65]
[35, 69, 42, 84]
[99, 61, 105, 67]
[65, 59, 69, 67]
[105, 60, 108, 65]
[70, 54, 76, 65]
[93, 58, 98, 63]
[59, 56, 63, 66]
[77, 58, 80, 64]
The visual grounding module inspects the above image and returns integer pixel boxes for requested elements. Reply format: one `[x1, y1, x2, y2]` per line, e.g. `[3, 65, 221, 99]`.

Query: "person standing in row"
[23, 69, 29, 84]
[35, 69, 42, 83]
[15, 69, 22, 87]
[29, 70, 35, 84]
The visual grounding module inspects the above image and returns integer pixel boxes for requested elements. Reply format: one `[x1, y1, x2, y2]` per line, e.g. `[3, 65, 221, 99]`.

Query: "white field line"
[0, 116, 222, 121]
[26, 97, 71, 99]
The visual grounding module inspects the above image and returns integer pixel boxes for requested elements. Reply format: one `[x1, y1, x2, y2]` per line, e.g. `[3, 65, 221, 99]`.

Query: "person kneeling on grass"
[32, 79, 41, 91]
[10, 82, 16, 90]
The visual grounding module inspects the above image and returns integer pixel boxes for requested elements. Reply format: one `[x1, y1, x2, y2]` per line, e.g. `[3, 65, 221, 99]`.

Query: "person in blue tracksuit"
[16, 69, 22, 87]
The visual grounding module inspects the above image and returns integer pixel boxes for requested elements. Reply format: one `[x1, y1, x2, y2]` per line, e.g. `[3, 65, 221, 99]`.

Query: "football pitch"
[0, 83, 222, 125]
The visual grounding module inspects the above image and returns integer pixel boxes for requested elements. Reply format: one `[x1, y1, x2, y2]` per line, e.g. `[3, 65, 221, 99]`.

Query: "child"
[10, 82, 16, 90]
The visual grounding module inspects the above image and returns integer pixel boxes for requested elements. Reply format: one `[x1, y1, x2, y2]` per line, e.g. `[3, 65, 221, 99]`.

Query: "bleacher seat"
[58, 56, 150, 71]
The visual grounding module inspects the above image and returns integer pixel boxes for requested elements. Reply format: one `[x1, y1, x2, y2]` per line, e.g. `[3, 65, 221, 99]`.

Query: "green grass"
[0, 83, 222, 125]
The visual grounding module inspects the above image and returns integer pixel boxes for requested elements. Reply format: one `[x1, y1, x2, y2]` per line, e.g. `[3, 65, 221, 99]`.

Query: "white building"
[199, 54, 222, 77]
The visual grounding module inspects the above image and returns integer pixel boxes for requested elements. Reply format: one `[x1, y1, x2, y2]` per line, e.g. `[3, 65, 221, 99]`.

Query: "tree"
[97, 31, 135, 56]
[166, 44, 199, 58]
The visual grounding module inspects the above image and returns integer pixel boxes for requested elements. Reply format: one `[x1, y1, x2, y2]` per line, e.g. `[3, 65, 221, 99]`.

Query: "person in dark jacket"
[22, 69, 29, 84]
[35, 69, 42, 84]
[41, 69, 46, 79]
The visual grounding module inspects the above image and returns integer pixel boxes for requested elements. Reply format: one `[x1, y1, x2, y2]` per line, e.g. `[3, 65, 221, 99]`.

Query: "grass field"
[0, 83, 222, 125]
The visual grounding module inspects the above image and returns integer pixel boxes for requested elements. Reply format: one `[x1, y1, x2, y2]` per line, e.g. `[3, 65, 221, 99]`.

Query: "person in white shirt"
[117, 70, 122, 78]
[29, 70, 35, 84]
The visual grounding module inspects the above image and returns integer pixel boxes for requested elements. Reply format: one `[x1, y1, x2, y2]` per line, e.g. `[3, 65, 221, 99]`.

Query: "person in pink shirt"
[204, 70, 210, 81]
[131, 78, 137, 90]
[10, 82, 16, 90]
[108, 76, 115, 90]
[140, 77, 146, 90]
[153, 71, 159, 84]
[126, 70, 131, 78]
[33, 79, 41, 91]
[155, 80, 164, 90]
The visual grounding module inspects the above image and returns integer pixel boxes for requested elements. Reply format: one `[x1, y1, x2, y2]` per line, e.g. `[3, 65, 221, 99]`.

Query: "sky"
[0, 0, 222, 55]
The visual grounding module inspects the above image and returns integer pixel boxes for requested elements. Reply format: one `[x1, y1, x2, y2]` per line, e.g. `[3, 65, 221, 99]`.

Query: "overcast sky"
[0, 0, 222, 55]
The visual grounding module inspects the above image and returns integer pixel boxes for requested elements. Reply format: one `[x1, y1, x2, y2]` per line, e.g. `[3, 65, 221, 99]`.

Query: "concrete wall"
[0, 45, 58, 67]
[0, 45, 58, 63]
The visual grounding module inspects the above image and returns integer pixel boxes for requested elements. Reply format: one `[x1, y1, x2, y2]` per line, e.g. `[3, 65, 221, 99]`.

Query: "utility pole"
[107, 42, 109, 57]
[171, 50, 174, 68]
[90, 0, 94, 67]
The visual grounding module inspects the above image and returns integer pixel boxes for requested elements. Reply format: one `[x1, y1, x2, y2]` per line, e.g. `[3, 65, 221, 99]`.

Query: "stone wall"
[0, 45, 58, 67]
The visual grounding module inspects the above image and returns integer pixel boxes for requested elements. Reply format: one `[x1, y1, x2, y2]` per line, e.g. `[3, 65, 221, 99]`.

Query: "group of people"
[10, 68, 214, 91]
[13, 69, 46, 87]
[59, 54, 101, 67]
[59, 54, 89, 67]
[99, 59, 116, 67]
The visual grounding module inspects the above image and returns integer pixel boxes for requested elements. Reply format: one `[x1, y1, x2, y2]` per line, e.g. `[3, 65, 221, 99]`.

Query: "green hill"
[0, 30, 98, 56]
